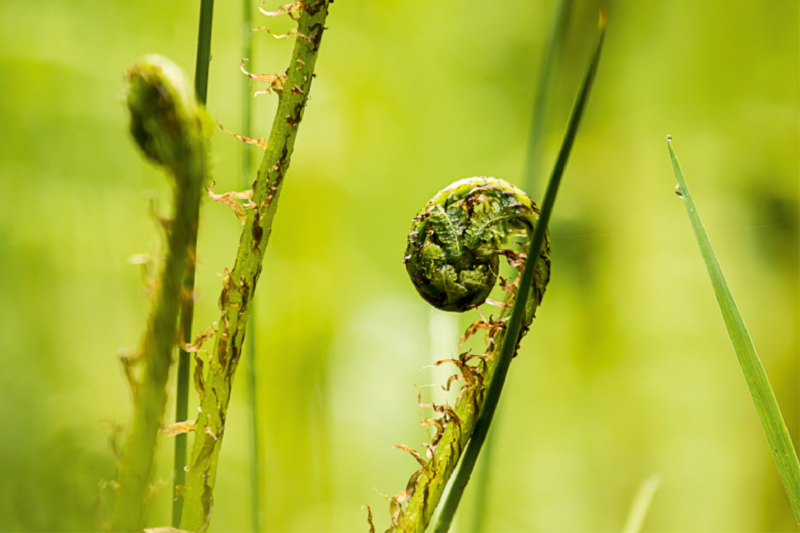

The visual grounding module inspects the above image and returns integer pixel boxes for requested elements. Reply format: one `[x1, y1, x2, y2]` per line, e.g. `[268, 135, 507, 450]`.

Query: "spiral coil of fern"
[383, 177, 550, 533]
[403, 176, 549, 319]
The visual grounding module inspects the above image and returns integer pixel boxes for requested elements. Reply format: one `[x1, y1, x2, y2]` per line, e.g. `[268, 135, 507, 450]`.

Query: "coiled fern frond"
[404, 176, 548, 316]
[381, 177, 550, 533]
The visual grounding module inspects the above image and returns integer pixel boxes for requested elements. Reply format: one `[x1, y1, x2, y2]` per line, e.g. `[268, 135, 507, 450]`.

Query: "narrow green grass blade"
[433, 15, 607, 532]
[668, 139, 800, 526]
[470, 4, 574, 530]
[522, 0, 573, 192]
[193, 0, 215, 105]
[621, 475, 661, 533]
[468, 417, 495, 533]
[172, 1, 215, 526]
[241, 1, 263, 531]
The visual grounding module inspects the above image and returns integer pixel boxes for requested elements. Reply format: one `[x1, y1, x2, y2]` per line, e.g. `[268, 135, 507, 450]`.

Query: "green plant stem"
[112, 55, 208, 531]
[113, 182, 202, 533]
[470, 4, 575, 524]
[668, 139, 800, 526]
[172, 258, 195, 525]
[173, 0, 215, 527]
[241, 1, 263, 531]
[433, 18, 605, 532]
[179, 3, 332, 531]
[194, 0, 215, 104]
[245, 305, 261, 533]
[172, 228, 200, 526]
[522, 0, 573, 192]
[621, 475, 661, 533]
[468, 416, 495, 533]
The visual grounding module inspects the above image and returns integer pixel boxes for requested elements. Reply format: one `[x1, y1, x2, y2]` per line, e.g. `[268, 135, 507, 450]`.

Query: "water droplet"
[675, 184, 683, 198]
[666, 134, 672, 141]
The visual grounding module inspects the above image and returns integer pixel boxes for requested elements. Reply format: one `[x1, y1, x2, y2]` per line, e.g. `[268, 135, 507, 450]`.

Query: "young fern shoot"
[405, 178, 549, 317]
[112, 55, 210, 533]
[178, 2, 333, 531]
[380, 177, 551, 533]
[380, 14, 606, 532]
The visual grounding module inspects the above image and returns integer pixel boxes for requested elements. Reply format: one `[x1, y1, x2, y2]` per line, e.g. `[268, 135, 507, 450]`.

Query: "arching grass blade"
[668, 138, 800, 527]
[432, 13, 607, 532]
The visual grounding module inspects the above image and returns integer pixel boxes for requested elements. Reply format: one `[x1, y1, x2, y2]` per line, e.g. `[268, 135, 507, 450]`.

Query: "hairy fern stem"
[112, 55, 210, 533]
[178, 2, 333, 530]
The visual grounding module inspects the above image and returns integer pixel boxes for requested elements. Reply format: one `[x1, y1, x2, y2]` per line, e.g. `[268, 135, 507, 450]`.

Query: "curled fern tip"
[125, 54, 208, 177]
[404, 177, 543, 312]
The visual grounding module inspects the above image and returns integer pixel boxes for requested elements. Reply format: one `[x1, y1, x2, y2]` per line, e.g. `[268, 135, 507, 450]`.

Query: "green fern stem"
[387, 177, 551, 533]
[112, 55, 210, 533]
[179, 2, 332, 531]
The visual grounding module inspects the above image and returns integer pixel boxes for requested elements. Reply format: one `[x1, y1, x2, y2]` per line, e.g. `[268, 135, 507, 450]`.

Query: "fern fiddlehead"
[112, 54, 210, 533]
[404, 176, 548, 316]
[381, 177, 550, 533]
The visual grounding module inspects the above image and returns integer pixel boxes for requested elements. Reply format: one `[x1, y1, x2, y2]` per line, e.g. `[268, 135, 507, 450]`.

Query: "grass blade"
[433, 13, 607, 532]
[668, 138, 800, 526]
[172, 0, 215, 526]
[621, 475, 661, 533]
[468, 422, 495, 533]
[470, 4, 575, 530]
[193, 0, 215, 105]
[241, 1, 263, 531]
[522, 0, 573, 192]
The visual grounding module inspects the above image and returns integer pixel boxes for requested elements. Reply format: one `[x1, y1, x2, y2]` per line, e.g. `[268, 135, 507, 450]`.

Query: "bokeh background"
[0, 0, 797, 531]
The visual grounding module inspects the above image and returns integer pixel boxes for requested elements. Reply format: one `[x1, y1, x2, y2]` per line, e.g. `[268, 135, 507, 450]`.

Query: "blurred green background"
[0, 0, 797, 531]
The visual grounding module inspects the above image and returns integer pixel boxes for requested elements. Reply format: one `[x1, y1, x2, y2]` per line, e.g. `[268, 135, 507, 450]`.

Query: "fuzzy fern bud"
[125, 54, 209, 181]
